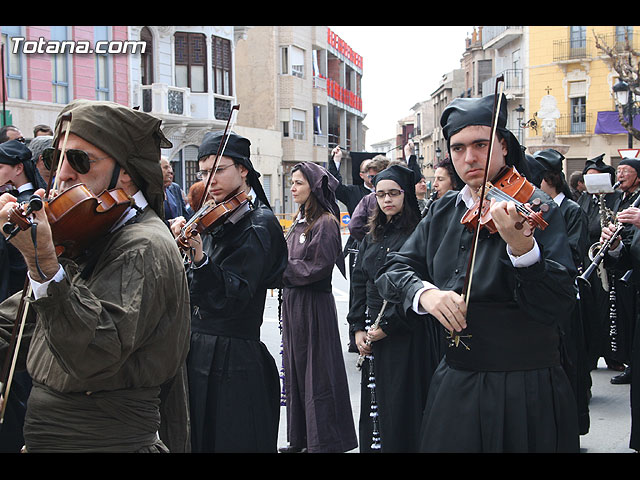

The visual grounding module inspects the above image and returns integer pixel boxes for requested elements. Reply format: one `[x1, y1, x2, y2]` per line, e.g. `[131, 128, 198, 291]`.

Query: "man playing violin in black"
[375, 94, 579, 452]
[170, 130, 287, 453]
[0, 99, 191, 452]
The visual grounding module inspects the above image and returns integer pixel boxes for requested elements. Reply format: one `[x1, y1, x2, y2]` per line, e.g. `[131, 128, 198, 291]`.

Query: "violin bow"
[196, 105, 240, 211]
[0, 114, 72, 424]
[445, 76, 504, 350]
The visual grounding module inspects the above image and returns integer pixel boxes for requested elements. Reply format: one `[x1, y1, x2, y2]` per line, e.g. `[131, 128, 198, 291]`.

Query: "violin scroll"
[461, 166, 549, 237]
[2, 194, 44, 240]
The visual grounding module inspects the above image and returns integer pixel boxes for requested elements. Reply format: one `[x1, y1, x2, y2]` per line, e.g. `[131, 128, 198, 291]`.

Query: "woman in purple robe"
[279, 161, 358, 453]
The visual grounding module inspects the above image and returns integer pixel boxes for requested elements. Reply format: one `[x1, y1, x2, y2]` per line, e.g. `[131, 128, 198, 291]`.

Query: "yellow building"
[526, 25, 638, 175]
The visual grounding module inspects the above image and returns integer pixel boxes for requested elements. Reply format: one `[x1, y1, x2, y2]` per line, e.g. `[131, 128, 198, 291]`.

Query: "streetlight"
[612, 78, 634, 148]
[515, 104, 525, 144]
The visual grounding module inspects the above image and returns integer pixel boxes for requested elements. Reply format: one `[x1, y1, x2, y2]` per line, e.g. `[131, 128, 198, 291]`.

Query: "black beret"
[0, 139, 32, 165]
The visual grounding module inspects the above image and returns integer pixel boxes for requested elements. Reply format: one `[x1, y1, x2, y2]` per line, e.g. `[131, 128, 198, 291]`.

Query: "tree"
[594, 29, 640, 141]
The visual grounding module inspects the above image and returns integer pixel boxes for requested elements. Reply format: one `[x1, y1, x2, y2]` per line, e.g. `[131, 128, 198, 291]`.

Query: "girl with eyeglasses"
[347, 164, 443, 452]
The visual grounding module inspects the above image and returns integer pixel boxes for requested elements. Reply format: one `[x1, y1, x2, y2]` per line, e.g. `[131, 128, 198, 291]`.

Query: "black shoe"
[278, 446, 307, 453]
[611, 366, 631, 385]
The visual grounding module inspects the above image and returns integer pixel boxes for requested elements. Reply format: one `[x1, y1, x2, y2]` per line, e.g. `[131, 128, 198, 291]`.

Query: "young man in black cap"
[0, 99, 191, 452]
[170, 130, 287, 453]
[375, 94, 579, 452]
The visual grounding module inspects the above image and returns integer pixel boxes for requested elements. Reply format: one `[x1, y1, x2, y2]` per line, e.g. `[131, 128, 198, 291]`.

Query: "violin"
[176, 104, 244, 253]
[461, 166, 549, 237]
[46, 185, 133, 258]
[176, 189, 249, 250]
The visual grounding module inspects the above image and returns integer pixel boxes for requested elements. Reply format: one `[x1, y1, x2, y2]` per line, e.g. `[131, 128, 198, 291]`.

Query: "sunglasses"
[42, 147, 108, 174]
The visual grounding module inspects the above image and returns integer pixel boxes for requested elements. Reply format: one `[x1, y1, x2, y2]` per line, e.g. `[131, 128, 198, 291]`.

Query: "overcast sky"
[330, 25, 474, 150]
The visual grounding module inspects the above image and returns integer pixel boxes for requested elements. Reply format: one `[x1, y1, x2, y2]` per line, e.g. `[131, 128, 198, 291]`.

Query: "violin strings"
[486, 188, 532, 217]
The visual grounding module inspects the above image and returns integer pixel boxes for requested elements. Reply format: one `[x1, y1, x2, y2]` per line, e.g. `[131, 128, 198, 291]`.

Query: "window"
[140, 27, 154, 85]
[95, 26, 110, 100]
[212, 35, 231, 96]
[616, 26, 633, 43]
[280, 45, 304, 78]
[1, 26, 24, 99]
[570, 26, 586, 49]
[291, 108, 305, 140]
[51, 26, 69, 103]
[571, 96, 586, 134]
[175, 32, 207, 93]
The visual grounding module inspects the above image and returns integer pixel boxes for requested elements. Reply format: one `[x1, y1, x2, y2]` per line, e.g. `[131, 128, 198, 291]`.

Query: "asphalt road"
[260, 235, 637, 454]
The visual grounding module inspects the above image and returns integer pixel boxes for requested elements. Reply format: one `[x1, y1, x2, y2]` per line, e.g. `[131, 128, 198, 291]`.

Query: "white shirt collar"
[17, 182, 34, 193]
[552, 192, 565, 206]
[455, 184, 476, 209]
[110, 190, 148, 232]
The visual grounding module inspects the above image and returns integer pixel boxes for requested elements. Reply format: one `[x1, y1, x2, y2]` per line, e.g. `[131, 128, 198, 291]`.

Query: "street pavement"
[260, 235, 637, 454]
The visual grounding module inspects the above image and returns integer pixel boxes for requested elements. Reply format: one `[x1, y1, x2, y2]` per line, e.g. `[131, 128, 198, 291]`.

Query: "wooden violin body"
[177, 190, 249, 250]
[45, 184, 134, 258]
[461, 166, 548, 236]
[4, 185, 134, 259]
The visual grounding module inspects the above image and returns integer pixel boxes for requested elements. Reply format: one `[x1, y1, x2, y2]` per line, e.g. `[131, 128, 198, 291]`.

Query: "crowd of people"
[0, 94, 639, 453]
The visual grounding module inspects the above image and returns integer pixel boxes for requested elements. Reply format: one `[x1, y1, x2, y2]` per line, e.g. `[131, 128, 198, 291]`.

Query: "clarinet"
[578, 192, 640, 286]
[421, 190, 438, 217]
[356, 300, 387, 451]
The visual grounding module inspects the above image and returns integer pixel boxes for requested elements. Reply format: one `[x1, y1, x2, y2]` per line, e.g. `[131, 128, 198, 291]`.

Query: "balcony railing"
[553, 38, 594, 62]
[140, 84, 191, 117]
[556, 113, 593, 135]
[326, 78, 362, 112]
[482, 69, 523, 96]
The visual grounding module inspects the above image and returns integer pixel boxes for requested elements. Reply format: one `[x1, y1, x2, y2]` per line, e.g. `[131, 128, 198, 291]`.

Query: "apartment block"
[527, 25, 638, 174]
[1, 26, 129, 137]
[234, 26, 365, 215]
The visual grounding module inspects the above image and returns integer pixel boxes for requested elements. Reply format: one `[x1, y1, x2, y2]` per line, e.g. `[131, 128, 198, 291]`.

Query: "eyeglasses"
[42, 147, 109, 174]
[375, 189, 404, 199]
[196, 163, 236, 180]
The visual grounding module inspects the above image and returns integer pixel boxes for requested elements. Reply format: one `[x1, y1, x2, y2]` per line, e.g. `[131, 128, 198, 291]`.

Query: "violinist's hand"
[600, 222, 620, 250]
[366, 325, 387, 343]
[419, 289, 467, 332]
[355, 330, 371, 356]
[331, 146, 342, 162]
[617, 206, 640, 228]
[0, 189, 59, 281]
[169, 216, 186, 238]
[490, 198, 534, 256]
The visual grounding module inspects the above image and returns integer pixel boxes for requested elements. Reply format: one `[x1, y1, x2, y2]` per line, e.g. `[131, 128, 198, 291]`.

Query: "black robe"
[622, 228, 640, 450]
[0, 186, 36, 452]
[347, 220, 443, 452]
[281, 213, 357, 453]
[187, 198, 287, 453]
[375, 188, 580, 452]
[557, 196, 590, 435]
[577, 190, 622, 365]
[605, 189, 640, 365]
